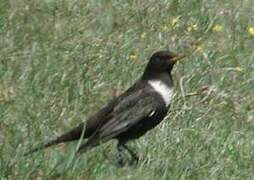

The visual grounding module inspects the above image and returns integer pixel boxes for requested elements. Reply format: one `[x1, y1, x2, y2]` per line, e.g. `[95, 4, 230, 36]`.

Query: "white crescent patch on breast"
[148, 80, 174, 107]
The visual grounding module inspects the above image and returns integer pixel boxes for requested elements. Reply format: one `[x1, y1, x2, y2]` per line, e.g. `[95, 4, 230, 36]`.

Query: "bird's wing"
[78, 89, 159, 152]
[24, 83, 146, 155]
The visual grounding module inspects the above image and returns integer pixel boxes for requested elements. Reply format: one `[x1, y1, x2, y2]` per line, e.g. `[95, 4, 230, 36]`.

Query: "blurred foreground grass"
[0, 0, 254, 179]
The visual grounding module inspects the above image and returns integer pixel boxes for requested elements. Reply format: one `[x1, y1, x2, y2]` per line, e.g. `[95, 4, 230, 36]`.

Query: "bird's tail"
[24, 123, 86, 156]
[76, 132, 101, 154]
[24, 138, 61, 156]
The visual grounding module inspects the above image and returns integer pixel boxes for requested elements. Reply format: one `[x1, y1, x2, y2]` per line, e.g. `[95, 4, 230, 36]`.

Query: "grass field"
[1, 0, 254, 179]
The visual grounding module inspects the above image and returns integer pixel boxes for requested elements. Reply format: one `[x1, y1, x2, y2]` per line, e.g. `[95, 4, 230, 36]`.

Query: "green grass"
[1, 0, 254, 179]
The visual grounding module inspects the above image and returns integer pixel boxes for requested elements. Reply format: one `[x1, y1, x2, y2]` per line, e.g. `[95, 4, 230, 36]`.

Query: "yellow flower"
[141, 32, 146, 39]
[187, 26, 192, 32]
[248, 27, 254, 35]
[187, 24, 198, 32]
[235, 67, 243, 72]
[195, 45, 204, 53]
[171, 16, 181, 27]
[160, 25, 169, 32]
[161, 16, 181, 32]
[212, 24, 223, 32]
[192, 24, 198, 30]
[129, 54, 137, 60]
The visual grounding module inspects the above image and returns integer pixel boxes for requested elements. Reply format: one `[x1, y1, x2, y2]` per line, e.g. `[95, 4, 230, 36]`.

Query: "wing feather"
[78, 89, 159, 152]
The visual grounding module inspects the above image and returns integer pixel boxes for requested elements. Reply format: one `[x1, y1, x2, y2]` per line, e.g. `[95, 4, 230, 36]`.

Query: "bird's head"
[142, 50, 185, 79]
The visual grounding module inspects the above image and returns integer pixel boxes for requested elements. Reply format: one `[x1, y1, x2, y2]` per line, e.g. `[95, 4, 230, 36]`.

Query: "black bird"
[25, 50, 184, 163]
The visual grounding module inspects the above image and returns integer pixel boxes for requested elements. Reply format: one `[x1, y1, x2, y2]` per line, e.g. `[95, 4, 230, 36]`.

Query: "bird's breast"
[148, 80, 174, 107]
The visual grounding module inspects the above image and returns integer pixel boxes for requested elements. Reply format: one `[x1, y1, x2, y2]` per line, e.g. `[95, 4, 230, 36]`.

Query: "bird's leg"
[102, 143, 126, 166]
[115, 143, 125, 167]
[121, 144, 139, 165]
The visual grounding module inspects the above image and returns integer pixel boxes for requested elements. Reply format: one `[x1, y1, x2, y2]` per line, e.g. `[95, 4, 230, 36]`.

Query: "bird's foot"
[114, 152, 125, 167]
[113, 152, 139, 167]
[117, 143, 140, 166]
[103, 149, 125, 167]
[128, 157, 139, 166]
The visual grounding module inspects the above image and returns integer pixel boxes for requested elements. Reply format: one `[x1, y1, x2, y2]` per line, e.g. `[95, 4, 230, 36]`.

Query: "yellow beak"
[171, 54, 186, 62]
